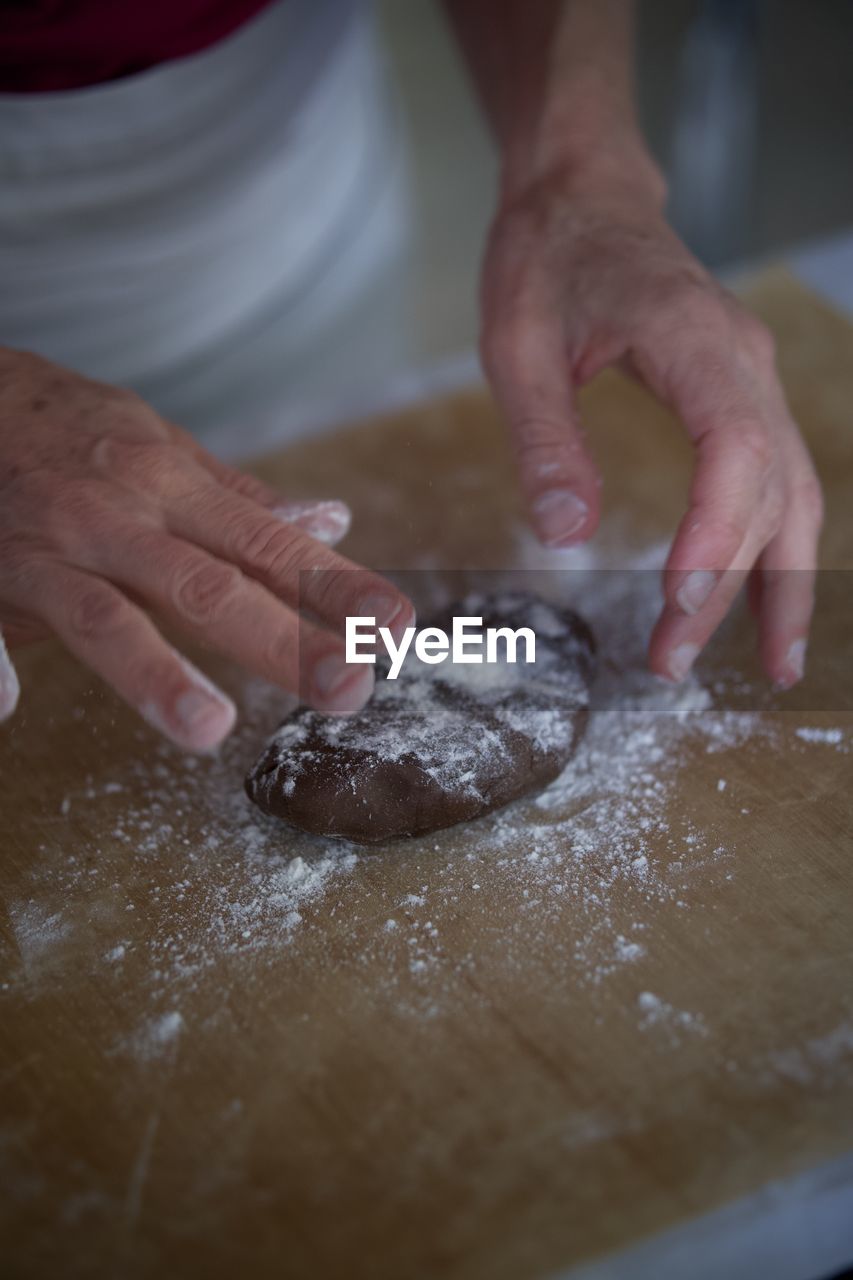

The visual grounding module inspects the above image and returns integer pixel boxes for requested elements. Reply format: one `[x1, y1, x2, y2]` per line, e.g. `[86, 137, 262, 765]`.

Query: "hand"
[0, 351, 413, 749]
[480, 165, 823, 688]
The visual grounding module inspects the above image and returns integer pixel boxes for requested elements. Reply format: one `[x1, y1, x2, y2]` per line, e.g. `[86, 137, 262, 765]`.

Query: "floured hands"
[0, 350, 413, 749]
[480, 165, 823, 688]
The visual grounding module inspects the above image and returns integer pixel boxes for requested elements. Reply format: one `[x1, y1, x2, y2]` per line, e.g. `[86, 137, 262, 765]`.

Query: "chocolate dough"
[245, 594, 595, 845]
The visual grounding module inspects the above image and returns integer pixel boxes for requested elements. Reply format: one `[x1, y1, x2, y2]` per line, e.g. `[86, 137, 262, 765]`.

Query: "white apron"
[0, 0, 408, 431]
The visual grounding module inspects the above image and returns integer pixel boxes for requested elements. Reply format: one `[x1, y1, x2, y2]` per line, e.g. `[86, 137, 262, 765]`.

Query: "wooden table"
[2, 271, 852, 1280]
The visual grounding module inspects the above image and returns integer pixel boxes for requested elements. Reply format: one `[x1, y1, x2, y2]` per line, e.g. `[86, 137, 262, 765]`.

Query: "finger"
[481, 310, 602, 547]
[649, 426, 780, 682]
[758, 566, 814, 690]
[95, 531, 375, 714]
[164, 484, 414, 639]
[756, 473, 823, 688]
[0, 626, 21, 720]
[165, 423, 352, 545]
[662, 414, 782, 613]
[649, 566, 751, 682]
[633, 319, 788, 676]
[654, 425, 780, 675]
[13, 565, 236, 750]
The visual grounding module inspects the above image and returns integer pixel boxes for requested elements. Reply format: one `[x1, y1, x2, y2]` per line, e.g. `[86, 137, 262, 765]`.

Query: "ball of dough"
[245, 594, 595, 845]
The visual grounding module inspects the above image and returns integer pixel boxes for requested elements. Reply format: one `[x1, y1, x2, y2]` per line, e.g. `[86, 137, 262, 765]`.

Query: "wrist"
[494, 80, 666, 212]
[499, 144, 666, 216]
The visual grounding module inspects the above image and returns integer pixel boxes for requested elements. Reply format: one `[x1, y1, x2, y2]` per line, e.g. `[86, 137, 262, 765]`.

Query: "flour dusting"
[5, 538, 851, 1069]
[129, 1010, 184, 1061]
[795, 726, 846, 747]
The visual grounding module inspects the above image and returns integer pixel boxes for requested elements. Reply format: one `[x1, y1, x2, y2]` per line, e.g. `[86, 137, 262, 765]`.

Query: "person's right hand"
[0, 350, 414, 750]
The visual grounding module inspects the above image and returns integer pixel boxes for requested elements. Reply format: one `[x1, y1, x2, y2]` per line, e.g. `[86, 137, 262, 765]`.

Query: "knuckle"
[229, 516, 306, 580]
[218, 467, 265, 502]
[511, 417, 564, 454]
[701, 515, 745, 562]
[172, 558, 243, 625]
[309, 566, 366, 618]
[86, 387, 168, 439]
[91, 437, 178, 492]
[67, 584, 129, 640]
[678, 283, 719, 324]
[653, 284, 727, 345]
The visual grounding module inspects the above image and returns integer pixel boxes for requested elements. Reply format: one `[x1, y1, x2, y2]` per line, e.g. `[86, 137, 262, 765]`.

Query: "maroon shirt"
[0, 0, 275, 93]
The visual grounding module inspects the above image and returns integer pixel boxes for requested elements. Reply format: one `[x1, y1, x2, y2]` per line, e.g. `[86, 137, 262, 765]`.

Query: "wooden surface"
[1, 271, 852, 1280]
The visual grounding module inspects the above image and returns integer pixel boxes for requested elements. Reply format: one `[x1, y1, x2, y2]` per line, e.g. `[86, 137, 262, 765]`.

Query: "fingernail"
[357, 593, 416, 644]
[533, 489, 588, 547]
[173, 685, 237, 750]
[676, 570, 717, 616]
[142, 660, 237, 751]
[667, 643, 700, 682]
[0, 630, 20, 720]
[272, 500, 351, 546]
[777, 638, 807, 690]
[312, 654, 373, 711]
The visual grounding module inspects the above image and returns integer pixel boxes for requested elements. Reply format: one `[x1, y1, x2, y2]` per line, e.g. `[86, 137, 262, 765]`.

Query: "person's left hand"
[479, 164, 823, 688]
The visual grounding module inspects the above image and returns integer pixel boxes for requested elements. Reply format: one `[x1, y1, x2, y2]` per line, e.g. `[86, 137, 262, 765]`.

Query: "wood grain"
[1, 271, 852, 1280]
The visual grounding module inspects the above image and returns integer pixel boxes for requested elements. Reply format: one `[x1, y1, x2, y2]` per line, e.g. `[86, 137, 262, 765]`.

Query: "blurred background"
[207, 0, 853, 450]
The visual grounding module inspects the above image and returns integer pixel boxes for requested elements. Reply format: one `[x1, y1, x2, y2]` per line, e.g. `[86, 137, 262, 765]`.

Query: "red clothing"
[0, 0, 275, 93]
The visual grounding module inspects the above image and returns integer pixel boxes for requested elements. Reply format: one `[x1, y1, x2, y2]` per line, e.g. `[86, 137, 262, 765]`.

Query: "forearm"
[442, 0, 664, 205]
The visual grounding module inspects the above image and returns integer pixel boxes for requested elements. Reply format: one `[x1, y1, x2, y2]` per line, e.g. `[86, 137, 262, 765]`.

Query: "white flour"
[130, 1010, 184, 1062]
[5, 538, 850, 1065]
[795, 726, 844, 745]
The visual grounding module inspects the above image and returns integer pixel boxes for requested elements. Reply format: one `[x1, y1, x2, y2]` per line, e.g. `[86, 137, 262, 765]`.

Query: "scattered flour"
[128, 1010, 184, 1061]
[761, 1021, 853, 1089]
[6, 537, 849, 1065]
[637, 991, 707, 1038]
[795, 727, 846, 747]
[9, 902, 71, 970]
[614, 936, 645, 965]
